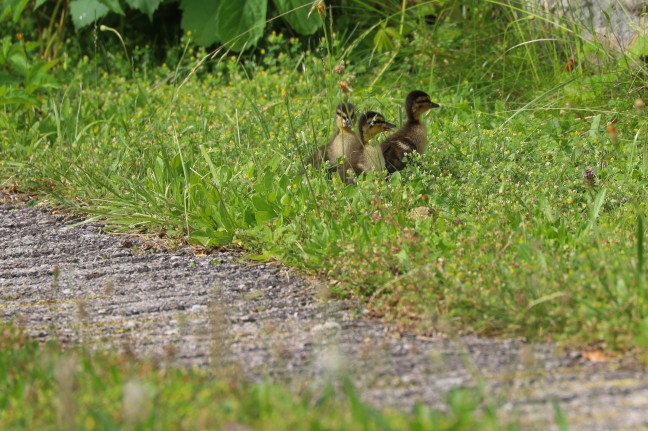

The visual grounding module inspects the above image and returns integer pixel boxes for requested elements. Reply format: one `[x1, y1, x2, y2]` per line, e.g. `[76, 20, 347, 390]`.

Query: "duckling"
[381, 90, 439, 173]
[325, 102, 361, 180]
[350, 111, 396, 175]
[310, 102, 357, 171]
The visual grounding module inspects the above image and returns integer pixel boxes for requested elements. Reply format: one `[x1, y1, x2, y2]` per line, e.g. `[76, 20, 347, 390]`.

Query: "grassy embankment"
[1, 1, 647, 428]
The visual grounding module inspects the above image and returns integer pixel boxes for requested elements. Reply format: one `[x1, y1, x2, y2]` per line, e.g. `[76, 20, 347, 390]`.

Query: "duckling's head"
[405, 90, 439, 122]
[335, 102, 355, 131]
[359, 111, 396, 143]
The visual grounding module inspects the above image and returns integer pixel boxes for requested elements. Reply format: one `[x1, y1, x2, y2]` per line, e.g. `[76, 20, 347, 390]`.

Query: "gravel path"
[1, 197, 648, 430]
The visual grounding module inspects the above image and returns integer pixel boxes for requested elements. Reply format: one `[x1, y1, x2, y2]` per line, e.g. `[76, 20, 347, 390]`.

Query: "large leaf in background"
[180, 0, 267, 51]
[215, 0, 267, 51]
[180, 0, 221, 46]
[69, 0, 124, 30]
[272, 0, 321, 35]
[125, 0, 163, 20]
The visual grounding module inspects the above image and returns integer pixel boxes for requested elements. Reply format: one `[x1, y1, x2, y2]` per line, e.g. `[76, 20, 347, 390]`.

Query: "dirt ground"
[1, 196, 647, 430]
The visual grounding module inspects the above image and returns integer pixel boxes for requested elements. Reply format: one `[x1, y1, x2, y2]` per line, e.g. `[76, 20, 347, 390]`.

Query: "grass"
[3, 30, 647, 351]
[1, 1, 648, 427]
[0, 325, 514, 430]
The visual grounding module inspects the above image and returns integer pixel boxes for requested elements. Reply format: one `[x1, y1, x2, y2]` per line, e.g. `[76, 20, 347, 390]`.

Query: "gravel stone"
[1, 198, 648, 430]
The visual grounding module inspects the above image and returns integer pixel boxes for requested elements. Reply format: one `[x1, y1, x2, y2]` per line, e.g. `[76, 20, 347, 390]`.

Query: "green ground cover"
[0, 326, 513, 430]
[1, 1, 648, 427]
[3, 28, 647, 350]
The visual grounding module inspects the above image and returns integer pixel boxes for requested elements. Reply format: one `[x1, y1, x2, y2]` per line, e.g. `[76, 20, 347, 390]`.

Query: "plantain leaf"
[272, 0, 321, 35]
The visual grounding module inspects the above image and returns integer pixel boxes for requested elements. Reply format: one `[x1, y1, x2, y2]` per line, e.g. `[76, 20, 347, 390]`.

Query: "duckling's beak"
[344, 118, 353, 128]
[429, 101, 440, 108]
[383, 122, 396, 131]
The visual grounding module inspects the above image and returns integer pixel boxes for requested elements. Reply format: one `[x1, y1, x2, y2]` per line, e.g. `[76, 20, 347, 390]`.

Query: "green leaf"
[374, 27, 393, 53]
[629, 34, 648, 59]
[8, 50, 29, 74]
[69, 0, 111, 30]
[0, 71, 20, 85]
[215, 0, 267, 51]
[585, 187, 607, 233]
[272, 0, 321, 35]
[188, 228, 232, 247]
[180, 0, 267, 51]
[99, 0, 125, 14]
[124, 0, 162, 19]
[180, 0, 221, 46]
[0, 0, 29, 23]
[255, 210, 274, 225]
[25, 60, 60, 93]
[0, 87, 37, 106]
[34, 0, 47, 9]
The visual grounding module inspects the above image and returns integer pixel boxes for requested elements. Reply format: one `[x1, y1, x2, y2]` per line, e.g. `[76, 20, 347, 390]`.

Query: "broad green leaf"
[99, 0, 124, 14]
[25, 60, 60, 92]
[180, 0, 267, 51]
[125, 0, 163, 19]
[34, 0, 47, 9]
[8, 50, 28, 74]
[69, 0, 111, 30]
[180, 0, 221, 46]
[272, 0, 321, 35]
[0, 87, 37, 105]
[0, 71, 20, 85]
[214, 0, 267, 51]
[255, 210, 274, 225]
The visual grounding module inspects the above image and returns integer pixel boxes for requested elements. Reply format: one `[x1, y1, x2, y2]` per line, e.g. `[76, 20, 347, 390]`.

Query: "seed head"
[339, 81, 353, 94]
[606, 122, 618, 145]
[308, 0, 325, 18]
[565, 57, 575, 72]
